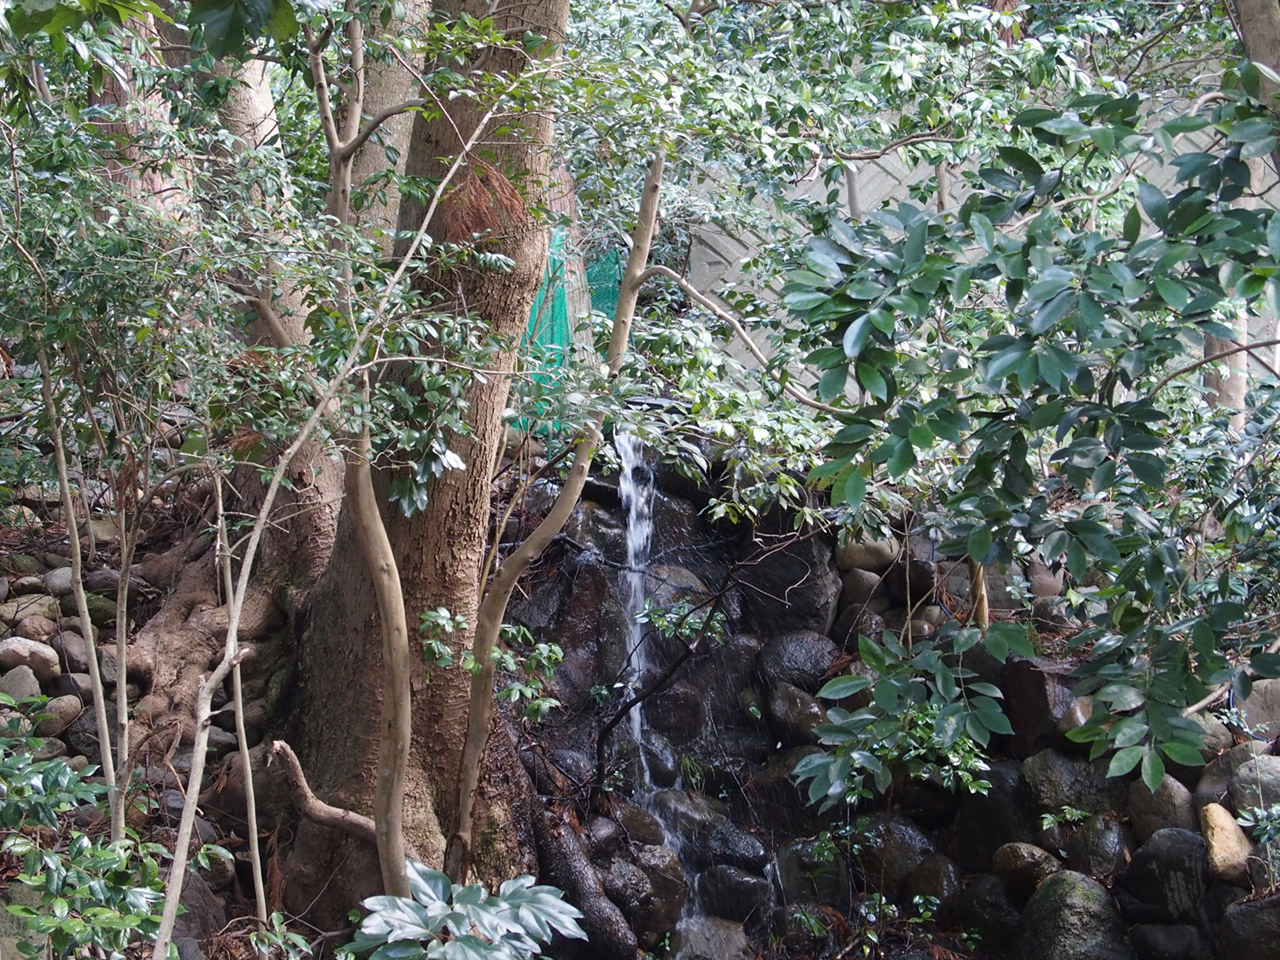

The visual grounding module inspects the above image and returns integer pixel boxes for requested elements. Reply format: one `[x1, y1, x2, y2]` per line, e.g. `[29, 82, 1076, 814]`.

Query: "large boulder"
[902, 853, 961, 902]
[949, 760, 1039, 870]
[1002, 659, 1078, 757]
[34, 695, 82, 737]
[735, 514, 839, 635]
[668, 917, 754, 960]
[1017, 870, 1134, 960]
[774, 839, 851, 911]
[763, 682, 824, 747]
[633, 845, 689, 939]
[11, 615, 57, 643]
[690, 820, 767, 871]
[1129, 774, 1196, 842]
[1128, 924, 1212, 960]
[0, 666, 41, 701]
[1218, 892, 1280, 959]
[836, 538, 898, 573]
[755, 632, 839, 694]
[939, 874, 1021, 952]
[0, 595, 59, 627]
[1022, 748, 1125, 814]
[853, 813, 935, 901]
[1118, 828, 1208, 925]
[698, 865, 770, 923]
[993, 842, 1062, 902]
[0, 637, 60, 684]
[837, 568, 884, 611]
[1066, 811, 1132, 880]
[1200, 679, 1280, 755]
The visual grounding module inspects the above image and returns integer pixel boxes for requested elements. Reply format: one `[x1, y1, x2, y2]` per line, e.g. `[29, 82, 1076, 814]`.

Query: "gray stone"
[949, 760, 1040, 871]
[33, 737, 67, 761]
[649, 789, 723, 840]
[172, 870, 226, 955]
[633, 844, 688, 939]
[1200, 679, 1280, 752]
[60, 592, 115, 625]
[586, 817, 625, 859]
[53, 632, 91, 673]
[0, 637, 60, 684]
[854, 813, 935, 901]
[83, 569, 122, 595]
[775, 839, 851, 910]
[0, 576, 7, 603]
[1022, 748, 1124, 813]
[838, 568, 884, 610]
[669, 916, 753, 960]
[12, 615, 56, 642]
[0, 881, 46, 959]
[1230, 754, 1280, 811]
[1129, 774, 1196, 842]
[755, 632, 838, 693]
[0, 594, 59, 626]
[42, 567, 74, 597]
[836, 538, 898, 573]
[693, 820, 768, 871]
[1, 554, 42, 576]
[993, 842, 1063, 901]
[699, 864, 770, 922]
[35, 695, 82, 737]
[1017, 870, 1134, 960]
[764, 682, 824, 746]
[602, 858, 654, 930]
[10, 576, 43, 595]
[1002, 659, 1078, 757]
[736, 515, 840, 634]
[1200, 801, 1253, 886]
[1218, 892, 1280, 958]
[1066, 811, 1132, 880]
[829, 605, 885, 650]
[1118, 828, 1208, 924]
[614, 801, 665, 846]
[0, 665, 41, 701]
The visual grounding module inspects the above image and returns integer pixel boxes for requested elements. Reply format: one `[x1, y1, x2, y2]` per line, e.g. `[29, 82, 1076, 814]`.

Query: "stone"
[56, 673, 93, 701]
[1022, 748, 1124, 814]
[1200, 679, 1280, 753]
[1128, 923, 1212, 960]
[1218, 892, 1280, 958]
[949, 760, 1040, 871]
[1, 880, 46, 959]
[699, 865, 770, 922]
[902, 853, 961, 902]
[838, 568, 885, 610]
[1130, 774, 1196, 842]
[602, 858, 654, 929]
[42, 567, 74, 597]
[735, 513, 840, 634]
[755, 632, 839, 693]
[853, 813, 935, 901]
[0, 594, 59, 625]
[33, 738, 67, 760]
[836, 538, 898, 573]
[0, 637, 60, 683]
[172, 870, 227, 958]
[829, 605, 885, 649]
[647, 683, 705, 745]
[693, 820, 768, 871]
[35, 695, 82, 736]
[1118, 828, 1208, 924]
[633, 845, 689, 938]
[1017, 870, 1134, 960]
[775, 839, 851, 910]
[649, 790, 724, 840]
[1066, 811, 1132, 880]
[669, 916, 754, 960]
[12, 615, 56, 642]
[613, 802, 665, 846]
[763, 682, 824, 747]
[52, 632, 91, 674]
[65, 700, 117, 757]
[1, 554, 42, 576]
[938, 874, 1021, 951]
[884, 558, 936, 606]
[60, 592, 115, 625]
[1002, 659, 1078, 757]
[587, 817, 625, 859]
[67, 755, 89, 772]
[0, 576, 6, 603]
[10, 576, 44, 595]
[0, 665, 41, 701]
[1230, 754, 1280, 811]
[1200, 802, 1253, 886]
[83, 568, 122, 595]
[993, 842, 1063, 901]
[1027, 561, 1065, 597]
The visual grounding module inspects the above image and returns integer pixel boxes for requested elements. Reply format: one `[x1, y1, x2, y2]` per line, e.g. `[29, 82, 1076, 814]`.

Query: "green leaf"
[856, 361, 888, 402]
[971, 212, 995, 253]
[817, 674, 872, 700]
[839, 469, 866, 508]
[1155, 276, 1190, 311]
[1141, 747, 1166, 792]
[1138, 181, 1169, 229]
[967, 526, 993, 562]
[1108, 745, 1144, 777]
[887, 438, 915, 477]
[1123, 204, 1142, 243]
[1159, 741, 1204, 767]
[997, 146, 1044, 182]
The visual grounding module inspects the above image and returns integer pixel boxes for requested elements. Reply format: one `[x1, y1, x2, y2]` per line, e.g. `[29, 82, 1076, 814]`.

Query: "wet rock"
[12, 615, 57, 643]
[1118, 829, 1208, 924]
[0, 665, 41, 701]
[777, 902, 838, 955]
[949, 760, 1040, 870]
[602, 858, 653, 926]
[0, 577, 6, 603]
[633, 844, 689, 938]
[1128, 923, 1212, 960]
[838, 568, 884, 610]
[764, 682, 823, 747]
[65, 700, 117, 757]
[35, 695, 82, 737]
[903, 853, 961, 902]
[1002, 659, 1077, 757]
[0, 637, 60, 684]
[938, 874, 1021, 950]
[669, 916, 754, 960]
[1018, 870, 1134, 960]
[586, 818, 624, 860]
[42, 567, 74, 597]
[649, 790, 723, 840]
[775, 839, 851, 910]
[1200, 802, 1253, 886]
[1230, 754, 1280, 811]
[692, 820, 768, 871]
[613, 802, 665, 846]
[0, 594, 59, 626]
[1066, 811, 1132, 880]
[993, 842, 1062, 901]
[829, 606, 885, 651]
[743, 747, 825, 836]
[756, 632, 839, 694]
[1218, 892, 1280, 958]
[700, 865, 770, 922]
[836, 538, 898, 573]
[647, 683, 705, 746]
[1022, 748, 1124, 814]
[854, 813, 935, 901]
[1130, 775, 1196, 842]
[735, 515, 840, 635]
[173, 869, 227, 959]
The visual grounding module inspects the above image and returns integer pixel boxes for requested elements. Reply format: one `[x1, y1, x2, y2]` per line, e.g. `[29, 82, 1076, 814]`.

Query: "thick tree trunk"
[286, 0, 569, 916]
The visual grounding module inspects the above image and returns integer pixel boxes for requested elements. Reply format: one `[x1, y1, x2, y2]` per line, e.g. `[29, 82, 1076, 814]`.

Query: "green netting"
[586, 247, 623, 321]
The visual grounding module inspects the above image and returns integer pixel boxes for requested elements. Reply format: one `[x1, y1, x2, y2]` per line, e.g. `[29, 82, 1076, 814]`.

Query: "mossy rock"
[59, 592, 117, 625]
[1, 554, 42, 576]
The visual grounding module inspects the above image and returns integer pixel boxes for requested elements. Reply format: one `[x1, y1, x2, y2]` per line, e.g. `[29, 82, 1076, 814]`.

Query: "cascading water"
[614, 431, 657, 791]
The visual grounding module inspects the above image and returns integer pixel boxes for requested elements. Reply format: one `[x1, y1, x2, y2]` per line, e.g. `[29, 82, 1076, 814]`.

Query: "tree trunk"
[286, 0, 569, 916]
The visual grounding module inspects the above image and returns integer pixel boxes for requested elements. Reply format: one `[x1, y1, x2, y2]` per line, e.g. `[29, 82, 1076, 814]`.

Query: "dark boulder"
[1017, 870, 1134, 960]
[755, 632, 839, 694]
[699, 865, 770, 923]
[1118, 829, 1208, 925]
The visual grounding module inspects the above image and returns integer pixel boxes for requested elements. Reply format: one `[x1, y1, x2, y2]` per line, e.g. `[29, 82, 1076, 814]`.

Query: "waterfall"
[614, 431, 657, 791]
